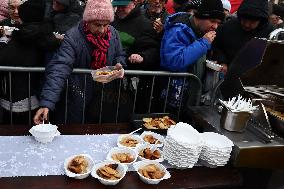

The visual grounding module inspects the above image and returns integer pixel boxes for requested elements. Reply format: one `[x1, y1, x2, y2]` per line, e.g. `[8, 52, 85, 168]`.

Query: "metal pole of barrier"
[99, 83, 105, 124]
[115, 79, 122, 124]
[132, 76, 139, 114]
[64, 79, 69, 124]
[163, 77, 171, 113]
[148, 76, 156, 113]
[177, 77, 187, 120]
[28, 73, 31, 126]
[82, 74, 87, 124]
[9, 72, 12, 125]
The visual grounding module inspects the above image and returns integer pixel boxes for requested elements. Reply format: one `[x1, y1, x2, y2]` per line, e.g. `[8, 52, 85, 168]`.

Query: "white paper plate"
[117, 134, 143, 149]
[64, 154, 94, 179]
[133, 160, 171, 185]
[136, 144, 164, 162]
[91, 161, 127, 185]
[106, 147, 138, 166]
[139, 131, 164, 147]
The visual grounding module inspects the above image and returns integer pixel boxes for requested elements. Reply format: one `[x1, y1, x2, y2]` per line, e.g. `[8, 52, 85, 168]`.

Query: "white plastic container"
[133, 160, 171, 185]
[29, 124, 60, 143]
[91, 66, 124, 83]
[136, 144, 164, 162]
[64, 154, 94, 179]
[106, 147, 138, 166]
[91, 161, 127, 186]
[117, 134, 143, 149]
[140, 131, 165, 147]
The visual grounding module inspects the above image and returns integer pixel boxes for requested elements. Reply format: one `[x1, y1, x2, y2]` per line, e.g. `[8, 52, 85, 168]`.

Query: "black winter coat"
[212, 18, 274, 67]
[0, 21, 60, 102]
[212, 0, 274, 67]
[112, 6, 160, 70]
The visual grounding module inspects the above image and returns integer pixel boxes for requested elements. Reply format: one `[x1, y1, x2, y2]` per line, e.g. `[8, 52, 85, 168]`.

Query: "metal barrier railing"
[0, 66, 202, 125]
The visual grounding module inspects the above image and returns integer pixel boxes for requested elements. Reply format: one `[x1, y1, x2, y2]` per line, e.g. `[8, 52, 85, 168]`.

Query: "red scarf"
[84, 23, 111, 70]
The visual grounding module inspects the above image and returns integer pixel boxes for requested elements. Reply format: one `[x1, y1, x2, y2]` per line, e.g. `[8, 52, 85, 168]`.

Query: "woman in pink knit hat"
[34, 0, 127, 124]
[0, 0, 9, 22]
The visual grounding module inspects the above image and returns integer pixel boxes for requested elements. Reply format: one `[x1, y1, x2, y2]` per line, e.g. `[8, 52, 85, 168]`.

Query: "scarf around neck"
[84, 22, 111, 69]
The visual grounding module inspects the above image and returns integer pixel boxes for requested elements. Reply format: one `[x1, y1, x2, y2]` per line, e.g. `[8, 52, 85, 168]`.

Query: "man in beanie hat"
[34, 0, 126, 124]
[212, 0, 273, 74]
[159, 0, 224, 110]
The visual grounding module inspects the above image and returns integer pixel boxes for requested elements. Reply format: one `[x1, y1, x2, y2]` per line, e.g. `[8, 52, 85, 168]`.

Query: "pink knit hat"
[83, 0, 114, 22]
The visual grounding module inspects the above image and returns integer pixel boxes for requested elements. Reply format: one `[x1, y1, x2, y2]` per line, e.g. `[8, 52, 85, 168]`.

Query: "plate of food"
[64, 154, 94, 179]
[91, 161, 127, 185]
[91, 66, 124, 83]
[131, 113, 177, 134]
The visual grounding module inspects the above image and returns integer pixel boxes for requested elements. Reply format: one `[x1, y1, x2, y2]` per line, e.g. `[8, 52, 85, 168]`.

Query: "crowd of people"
[0, 0, 282, 125]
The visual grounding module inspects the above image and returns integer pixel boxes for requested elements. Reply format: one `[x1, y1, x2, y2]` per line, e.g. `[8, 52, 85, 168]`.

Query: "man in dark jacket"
[112, 0, 160, 70]
[112, 0, 161, 113]
[212, 0, 274, 74]
[142, 0, 169, 34]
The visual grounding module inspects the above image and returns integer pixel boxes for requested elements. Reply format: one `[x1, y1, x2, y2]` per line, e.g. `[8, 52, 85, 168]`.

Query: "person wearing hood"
[33, 0, 126, 124]
[212, 0, 274, 74]
[45, 0, 83, 33]
[0, 0, 61, 124]
[159, 0, 224, 109]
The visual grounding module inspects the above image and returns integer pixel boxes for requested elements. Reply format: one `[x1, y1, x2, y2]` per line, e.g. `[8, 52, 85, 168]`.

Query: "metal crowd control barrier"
[0, 66, 202, 125]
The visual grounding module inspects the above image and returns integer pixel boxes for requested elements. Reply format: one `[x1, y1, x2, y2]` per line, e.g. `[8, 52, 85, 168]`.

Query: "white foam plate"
[64, 154, 94, 179]
[91, 161, 127, 186]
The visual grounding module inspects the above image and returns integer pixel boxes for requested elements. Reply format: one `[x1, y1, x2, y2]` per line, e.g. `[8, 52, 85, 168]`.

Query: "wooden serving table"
[0, 124, 242, 189]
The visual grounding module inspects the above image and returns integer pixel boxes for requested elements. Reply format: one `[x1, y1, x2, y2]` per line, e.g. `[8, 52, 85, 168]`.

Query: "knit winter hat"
[18, 0, 45, 23]
[237, 0, 268, 20]
[195, 0, 225, 21]
[184, 0, 201, 11]
[221, 0, 231, 12]
[83, 0, 114, 22]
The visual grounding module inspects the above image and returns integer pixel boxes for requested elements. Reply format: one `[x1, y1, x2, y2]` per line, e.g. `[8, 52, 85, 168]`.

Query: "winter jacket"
[160, 13, 210, 108]
[112, 6, 160, 70]
[0, 0, 8, 22]
[39, 21, 126, 123]
[212, 0, 274, 67]
[160, 13, 211, 72]
[45, 0, 83, 33]
[0, 21, 60, 104]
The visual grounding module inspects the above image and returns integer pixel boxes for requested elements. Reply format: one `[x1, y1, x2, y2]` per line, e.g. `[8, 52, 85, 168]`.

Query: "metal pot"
[220, 107, 252, 132]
